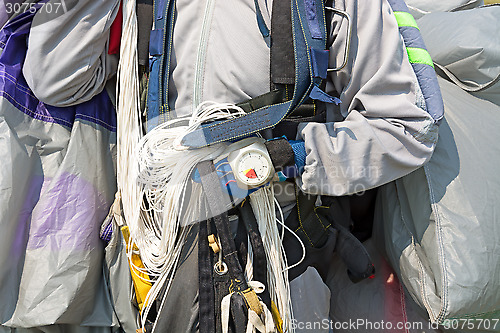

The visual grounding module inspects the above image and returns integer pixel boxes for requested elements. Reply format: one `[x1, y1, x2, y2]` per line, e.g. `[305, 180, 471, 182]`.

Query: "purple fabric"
[0, 0, 25, 30]
[0, 6, 117, 131]
[27, 173, 108, 251]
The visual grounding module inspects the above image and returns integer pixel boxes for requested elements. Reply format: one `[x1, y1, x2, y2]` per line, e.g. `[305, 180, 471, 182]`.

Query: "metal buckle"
[325, 7, 352, 72]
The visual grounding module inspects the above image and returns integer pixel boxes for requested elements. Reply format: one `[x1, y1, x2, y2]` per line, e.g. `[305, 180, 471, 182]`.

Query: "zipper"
[192, 0, 217, 114]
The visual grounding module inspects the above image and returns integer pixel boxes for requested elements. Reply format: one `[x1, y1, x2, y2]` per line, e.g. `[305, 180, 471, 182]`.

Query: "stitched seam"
[0, 90, 72, 126]
[425, 164, 448, 323]
[165, 5, 176, 123]
[446, 309, 500, 319]
[0, 89, 115, 130]
[399, 281, 410, 333]
[313, 207, 330, 230]
[76, 113, 116, 130]
[295, 186, 314, 247]
[0, 71, 38, 98]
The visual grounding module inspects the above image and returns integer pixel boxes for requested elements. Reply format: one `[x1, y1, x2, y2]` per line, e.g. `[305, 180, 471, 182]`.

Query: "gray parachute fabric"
[375, 76, 500, 327]
[0, 6, 134, 332]
[374, 6, 500, 327]
[403, 0, 483, 19]
[417, 5, 500, 106]
[327, 239, 440, 333]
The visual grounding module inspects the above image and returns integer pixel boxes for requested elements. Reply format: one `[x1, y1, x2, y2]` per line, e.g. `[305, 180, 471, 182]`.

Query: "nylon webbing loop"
[199, 221, 216, 333]
[198, 161, 247, 282]
[238, 201, 272, 309]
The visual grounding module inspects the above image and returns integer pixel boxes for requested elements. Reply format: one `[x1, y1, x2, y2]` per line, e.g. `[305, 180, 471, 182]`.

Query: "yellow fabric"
[121, 226, 152, 311]
[271, 301, 284, 333]
[241, 288, 264, 315]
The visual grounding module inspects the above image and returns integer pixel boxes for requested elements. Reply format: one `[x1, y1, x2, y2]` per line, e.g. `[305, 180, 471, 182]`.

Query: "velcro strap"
[265, 138, 295, 172]
[271, 0, 295, 84]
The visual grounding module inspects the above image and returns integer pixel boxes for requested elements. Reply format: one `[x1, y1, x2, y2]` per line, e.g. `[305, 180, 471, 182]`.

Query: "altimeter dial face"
[235, 150, 273, 187]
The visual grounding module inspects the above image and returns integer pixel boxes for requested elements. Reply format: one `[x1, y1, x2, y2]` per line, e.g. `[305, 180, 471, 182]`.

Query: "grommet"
[214, 261, 228, 275]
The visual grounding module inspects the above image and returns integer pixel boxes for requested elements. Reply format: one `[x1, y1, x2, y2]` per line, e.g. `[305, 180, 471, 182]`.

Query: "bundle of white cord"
[116, 0, 294, 330]
[250, 187, 294, 333]
[116, 0, 142, 229]
[135, 102, 246, 327]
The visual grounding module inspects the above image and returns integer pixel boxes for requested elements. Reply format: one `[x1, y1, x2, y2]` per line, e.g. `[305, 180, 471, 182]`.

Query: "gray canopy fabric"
[375, 75, 500, 328]
[404, 0, 483, 18]
[418, 5, 500, 106]
[373, 7, 500, 327]
[0, 7, 136, 331]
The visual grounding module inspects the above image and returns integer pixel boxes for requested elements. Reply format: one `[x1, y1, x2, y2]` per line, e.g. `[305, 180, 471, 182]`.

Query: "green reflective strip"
[407, 47, 434, 68]
[394, 11, 419, 29]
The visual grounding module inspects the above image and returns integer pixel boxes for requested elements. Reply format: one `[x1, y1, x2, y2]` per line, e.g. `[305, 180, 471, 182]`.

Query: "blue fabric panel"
[156, 0, 166, 20]
[398, 26, 427, 50]
[386, 0, 444, 123]
[149, 29, 164, 56]
[254, 0, 270, 38]
[309, 85, 341, 104]
[411, 63, 445, 123]
[0, 5, 116, 131]
[310, 48, 329, 79]
[289, 140, 306, 172]
[304, 0, 323, 39]
[386, 0, 410, 13]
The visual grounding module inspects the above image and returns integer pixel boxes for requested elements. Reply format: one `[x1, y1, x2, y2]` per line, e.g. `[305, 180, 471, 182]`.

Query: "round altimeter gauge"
[227, 141, 274, 188]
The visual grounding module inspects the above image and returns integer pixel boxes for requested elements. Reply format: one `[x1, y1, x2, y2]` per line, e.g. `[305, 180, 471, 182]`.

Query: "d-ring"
[325, 7, 352, 72]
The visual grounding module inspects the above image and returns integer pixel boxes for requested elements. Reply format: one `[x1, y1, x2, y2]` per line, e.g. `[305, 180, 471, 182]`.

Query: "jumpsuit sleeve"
[22, 0, 120, 107]
[297, 0, 439, 196]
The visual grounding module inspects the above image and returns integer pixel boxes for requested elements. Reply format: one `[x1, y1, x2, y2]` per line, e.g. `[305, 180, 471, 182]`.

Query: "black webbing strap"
[270, 0, 295, 85]
[198, 161, 247, 284]
[282, 190, 336, 281]
[198, 161, 266, 331]
[288, 190, 331, 248]
[238, 201, 272, 309]
[199, 220, 216, 333]
[319, 196, 375, 283]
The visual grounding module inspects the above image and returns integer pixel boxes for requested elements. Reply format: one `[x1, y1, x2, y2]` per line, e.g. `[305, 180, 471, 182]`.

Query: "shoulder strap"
[180, 0, 336, 148]
[146, 0, 175, 131]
